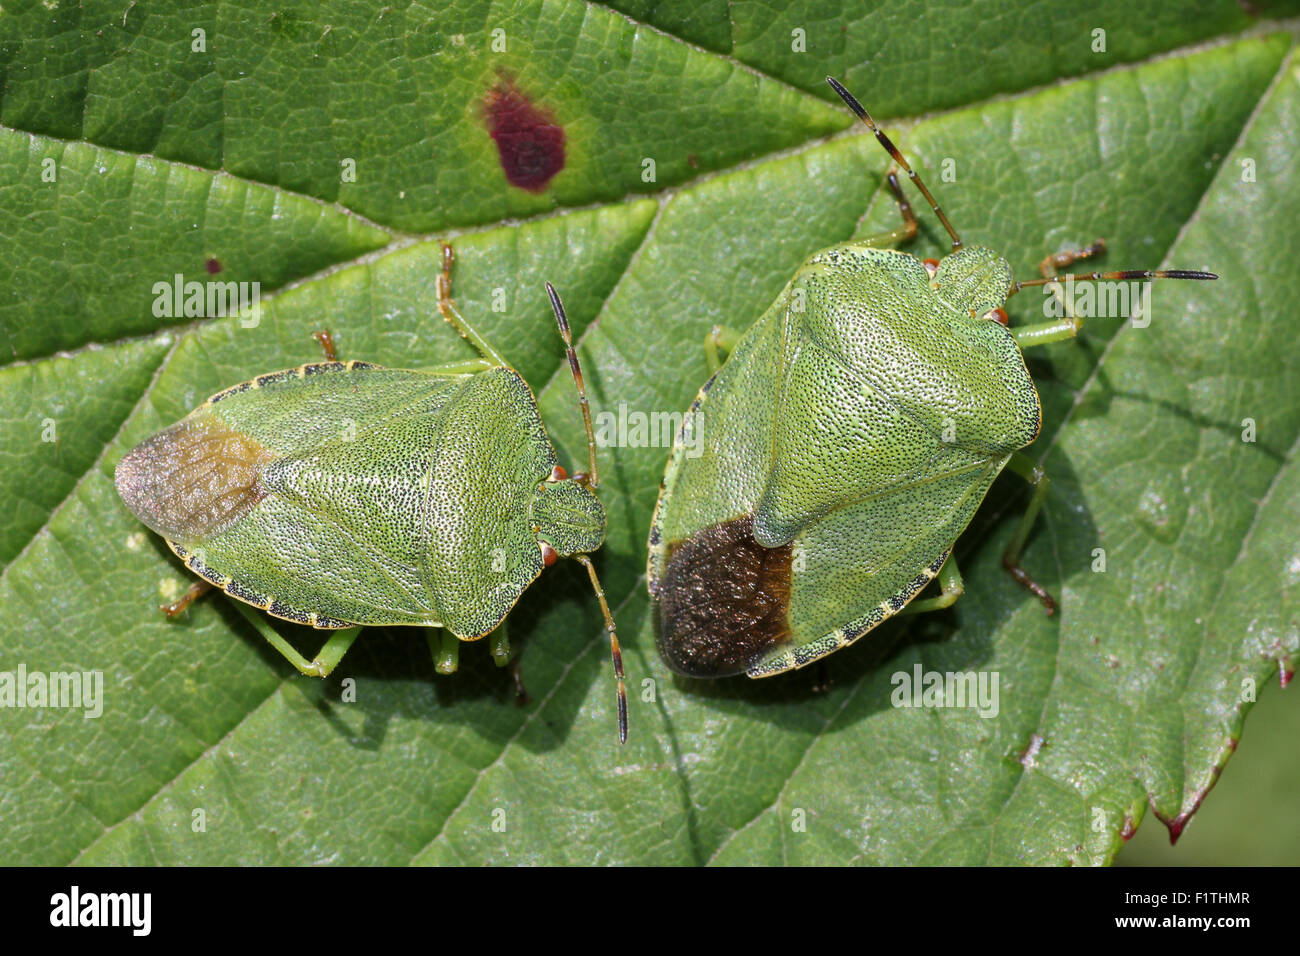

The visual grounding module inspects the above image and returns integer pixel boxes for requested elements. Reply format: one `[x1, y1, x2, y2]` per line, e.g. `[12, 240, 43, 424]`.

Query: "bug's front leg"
[1001, 452, 1057, 614]
[436, 242, 509, 367]
[1009, 241, 1105, 348]
[855, 169, 919, 250]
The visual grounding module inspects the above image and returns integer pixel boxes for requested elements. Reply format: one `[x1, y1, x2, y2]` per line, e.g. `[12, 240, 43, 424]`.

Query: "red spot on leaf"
[484, 79, 565, 193]
[1120, 814, 1137, 841]
[205, 257, 222, 275]
[1163, 810, 1192, 845]
[1154, 737, 1237, 845]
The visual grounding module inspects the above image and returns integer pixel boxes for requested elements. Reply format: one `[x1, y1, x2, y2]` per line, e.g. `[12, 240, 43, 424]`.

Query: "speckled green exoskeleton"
[116, 247, 628, 741]
[647, 77, 1216, 680]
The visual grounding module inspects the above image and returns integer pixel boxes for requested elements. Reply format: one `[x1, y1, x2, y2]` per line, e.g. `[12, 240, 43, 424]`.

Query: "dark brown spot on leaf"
[205, 257, 222, 274]
[657, 515, 793, 678]
[484, 78, 565, 193]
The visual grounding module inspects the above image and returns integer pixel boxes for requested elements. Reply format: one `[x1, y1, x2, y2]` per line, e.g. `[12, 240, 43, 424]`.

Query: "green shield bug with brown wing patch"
[116, 246, 628, 742]
[647, 77, 1217, 680]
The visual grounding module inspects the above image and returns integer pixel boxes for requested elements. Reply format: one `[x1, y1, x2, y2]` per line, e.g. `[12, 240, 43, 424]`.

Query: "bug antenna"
[826, 76, 963, 250]
[1008, 269, 1218, 296]
[576, 554, 628, 744]
[545, 283, 599, 488]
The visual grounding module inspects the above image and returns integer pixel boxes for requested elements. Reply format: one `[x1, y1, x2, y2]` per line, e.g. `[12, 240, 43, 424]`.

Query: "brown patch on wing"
[115, 414, 276, 543]
[657, 515, 793, 678]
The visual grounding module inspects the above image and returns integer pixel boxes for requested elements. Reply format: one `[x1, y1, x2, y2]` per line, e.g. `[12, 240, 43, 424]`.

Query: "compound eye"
[923, 258, 940, 278]
[548, 465, 567, 482]
[539, 541, 558, 567]
[985, 307, 1009, 326]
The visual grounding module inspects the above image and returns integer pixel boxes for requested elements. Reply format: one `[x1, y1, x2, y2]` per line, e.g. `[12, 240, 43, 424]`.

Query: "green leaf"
[0, 1, 1295, 865]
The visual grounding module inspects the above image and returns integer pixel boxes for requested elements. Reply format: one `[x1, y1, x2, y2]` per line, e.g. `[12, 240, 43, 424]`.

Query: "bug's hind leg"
[161, 580, 212, 617]
[437, 242, 508, 367]
[1002, 452, 1057, 614]
[899, 554, 964, 615]
[854, 169, 920, 250]
[228, 602, 362, 676]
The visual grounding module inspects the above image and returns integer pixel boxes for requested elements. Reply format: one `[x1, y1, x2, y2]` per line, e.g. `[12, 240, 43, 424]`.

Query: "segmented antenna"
[546, 282, 599, 488]
[545, 283, 627, 745]
[826, 76, 963, 250]
[1008, 269, 1218, 295]
[577, 554, 629, 745]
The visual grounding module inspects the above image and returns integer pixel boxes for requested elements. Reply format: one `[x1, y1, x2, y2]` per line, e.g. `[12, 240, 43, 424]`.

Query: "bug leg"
[899, 554, 965, 614]
[306, 627, 364, 677]
[312, 329, 339, 362]
[1007, 241, 1104, 347]
[704, 325, 743, 374]
[227, 601, 362, 676]
[810, 659, 833, 694]
[436, 241, 509, 367]
[1001, 452, 1057, 614]
[1008, 309, 1083, 348]
[429, 627, 460, 675]
[1039, 240, 1106, 280]
[575, 554, 628, 745]
[854, 169, 919, 249]
[488, 620, 515, 667]
[424, 357, 497, 375]
[161, 580, 213, 617]
[1037, 240, 1105, 337]
[508, 658, 530, 707]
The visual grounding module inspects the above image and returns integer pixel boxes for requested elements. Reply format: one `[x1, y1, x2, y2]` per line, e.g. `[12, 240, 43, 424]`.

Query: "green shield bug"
[646, 77, 1216, 680]
[116, 246, 628, 742]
